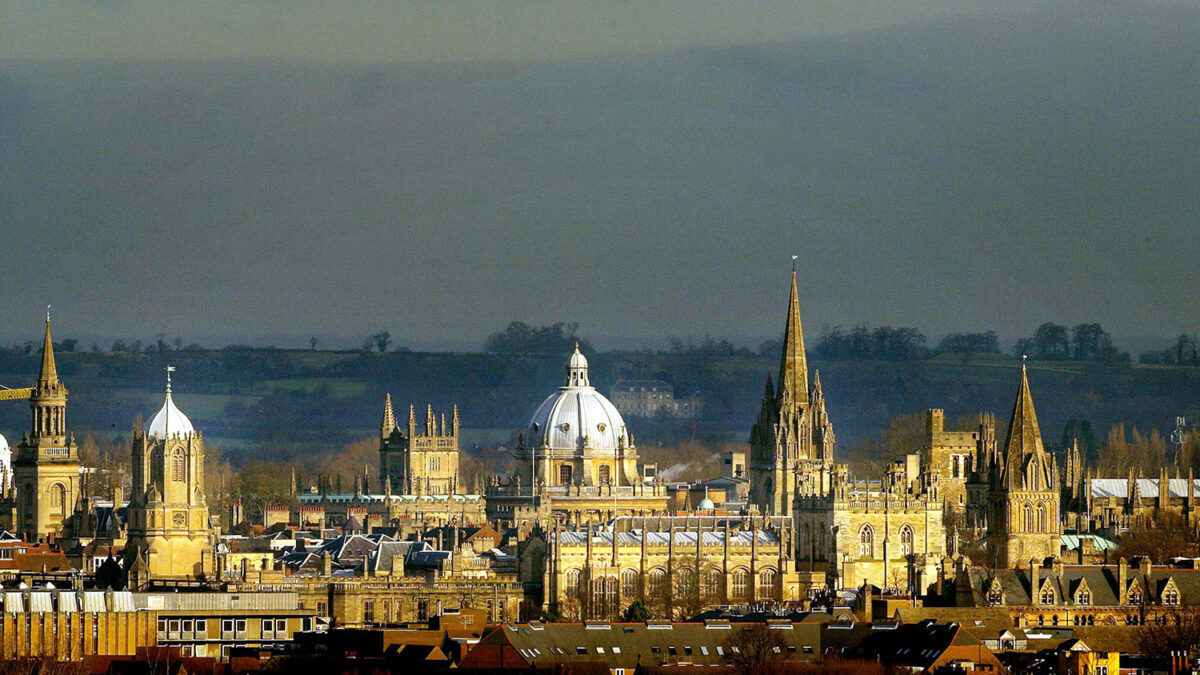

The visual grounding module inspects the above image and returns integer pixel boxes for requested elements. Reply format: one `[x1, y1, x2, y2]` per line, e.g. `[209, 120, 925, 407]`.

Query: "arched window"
[899, 526, 914, 556]
[987, 585, 1003, 606]
[559, 464, 573, 486]
[1040, 589, 1055, 605]
[598, 465, 611, 485]
[172, 449, 186, 482]
[151, 450, 163, 479]
[50, 483, 66, 516]
[701, 568, 722, 601]
[1036, 503, 1047, 533]
[1164, 589, 1180, 605]
[1076, 590, 1091, 606]
[646, 568, 667, 601]
[620, 569, 639, 599]
[759, 568, 778, 598]
[673, 568, 696, 601]
[731, 569, 750, 601]
[565, 568, 582, 596]
[1023, 503, 1034, 532]
[859, 525, 874, 558]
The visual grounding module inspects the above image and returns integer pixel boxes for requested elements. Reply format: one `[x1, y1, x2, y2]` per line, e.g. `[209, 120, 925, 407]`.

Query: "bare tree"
[1139, 609, 1200, 659]
[724, 624, 788, 675]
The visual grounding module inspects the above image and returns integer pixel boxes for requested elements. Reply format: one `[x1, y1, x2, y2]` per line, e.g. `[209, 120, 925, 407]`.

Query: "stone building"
[969, 365, 1062, 569]
[748, 268, 834, 517]
[610, 379, 702, 419]
[486, 347, 670, 526]
[750, 268, 944, 593]
[125, 372, 214, 579]
[13, 316, 81, 542]
[948, 555, 1200, 629]
[380, 395, 462, 496]
[924, 409, 996, 523]
[531, 515, 809, 620]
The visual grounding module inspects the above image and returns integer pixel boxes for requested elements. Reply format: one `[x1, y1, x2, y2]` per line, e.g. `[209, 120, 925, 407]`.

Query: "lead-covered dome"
[525, 346, 630, 453]
[146, 391, 195, 438]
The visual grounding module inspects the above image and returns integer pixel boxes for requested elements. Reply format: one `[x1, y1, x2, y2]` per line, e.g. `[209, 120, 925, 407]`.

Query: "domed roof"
[145, 391, 195, 439]
[697, 497, 715, 510]
[525, 346, 630, 453]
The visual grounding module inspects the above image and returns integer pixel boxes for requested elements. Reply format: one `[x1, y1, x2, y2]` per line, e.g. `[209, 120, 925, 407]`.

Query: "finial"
[165, 365, 175, 393]
[791, 254, 797, 271]
[45, 305, 51, 323]
[575, 341, 579, 351]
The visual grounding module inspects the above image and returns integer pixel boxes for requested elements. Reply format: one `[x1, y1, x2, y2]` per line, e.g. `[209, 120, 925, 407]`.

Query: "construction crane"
[0, 386, 32, 402]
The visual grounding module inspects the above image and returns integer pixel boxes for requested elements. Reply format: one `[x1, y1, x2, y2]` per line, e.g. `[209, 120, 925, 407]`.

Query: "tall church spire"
[777, 265, 809, 406]
[1001, 364, 1050, 489]
[38, 312, 58, 385]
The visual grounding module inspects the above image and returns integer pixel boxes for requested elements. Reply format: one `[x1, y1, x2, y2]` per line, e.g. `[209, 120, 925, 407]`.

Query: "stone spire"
[381, 393, 396, 438]
[1001, 364, 1051, 489]
[38, 313, 58, 385]
[777, 266, 809, 407]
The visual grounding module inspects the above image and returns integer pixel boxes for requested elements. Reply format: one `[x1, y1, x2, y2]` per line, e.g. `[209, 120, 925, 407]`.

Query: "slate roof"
[1091, 478, 1200, 499]
[963, 563, 1200, 607]
[553, 529, 778, 547]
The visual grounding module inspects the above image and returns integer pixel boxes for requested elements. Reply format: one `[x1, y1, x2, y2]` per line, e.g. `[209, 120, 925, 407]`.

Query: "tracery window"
[1023, 503, 1034, 532]
[859, 525, 874, 558]
[1036, 503, 1047, 533]
[620, 569, 639, 599]
[50, 483, 66, 516]
[760, 568, 778, 597]
[731, 569, 750, 601]
[899, 526, 914, 556]
[172, 450, 185, 482]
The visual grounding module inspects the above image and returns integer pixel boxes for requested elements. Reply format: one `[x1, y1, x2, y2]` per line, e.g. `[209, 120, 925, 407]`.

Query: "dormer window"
[987, 588, 1003, 606]
[1076, 590, 1091, 606]
[1040, 589, 1055, 605]
[1128, 588, 1143, 605]
[1164, 589, 1180, 605]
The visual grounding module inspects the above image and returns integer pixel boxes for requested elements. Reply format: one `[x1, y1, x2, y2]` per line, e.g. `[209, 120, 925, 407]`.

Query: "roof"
[1091, 478, 1200, 499]
[146, 390, 195, 438]
[553, 529, 779, 547]
[525, 348, 630, 453]
[461, 621, 822, 670]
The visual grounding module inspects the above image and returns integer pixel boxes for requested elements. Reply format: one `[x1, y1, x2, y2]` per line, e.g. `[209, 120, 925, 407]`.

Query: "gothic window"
[1036, 503, 1047, 533]
[759, 568, 778, 597]
[598, 465, 611, 485]
[899, 526, 914, 556]
[172, 450, 185, 482]
[1076, 589, 1091, 605]
[559, 464, 573, 486]
[620, 569, 639, 599]
[731, 569, 750, 601]
[674, 567, 696, 597]
[1164, 589, 1180, 605]
[1023, 503, 1034, 532]
[646, 568, 667, 600]
[702, 568, 722, 601]
[151, 450, 163, 479]
[952, 455, 960, 478]
[565, 568, 582, 595]
[859, 525, 874, 558]
[1040, 588, 1056, 605]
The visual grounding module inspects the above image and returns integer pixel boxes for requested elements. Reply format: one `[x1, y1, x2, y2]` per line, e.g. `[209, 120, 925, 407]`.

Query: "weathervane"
[165, 365, 176, 393]
[792, 254, 798, 271]
[45, 304, 51, 322]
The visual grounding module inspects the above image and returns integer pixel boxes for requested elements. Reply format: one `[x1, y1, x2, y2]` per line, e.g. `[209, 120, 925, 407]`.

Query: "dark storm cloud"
[0, 3, 1197, 348]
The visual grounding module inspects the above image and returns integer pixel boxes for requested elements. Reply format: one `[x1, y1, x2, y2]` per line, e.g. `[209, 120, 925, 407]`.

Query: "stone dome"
[145, 391, 195, 438]
[697, 497, 716, 510]
[525, 346, 630, 453]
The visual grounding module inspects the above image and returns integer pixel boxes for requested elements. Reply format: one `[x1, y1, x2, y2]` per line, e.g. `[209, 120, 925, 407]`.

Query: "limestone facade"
[125, 381, 214, 579]
[380, 395, 461, 496]
[13, 318, 80, 542]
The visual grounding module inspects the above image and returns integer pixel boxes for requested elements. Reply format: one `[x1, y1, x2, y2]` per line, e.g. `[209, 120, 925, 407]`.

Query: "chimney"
[1139, 556, 1152, 580]
[1118, 558, 1128, 600]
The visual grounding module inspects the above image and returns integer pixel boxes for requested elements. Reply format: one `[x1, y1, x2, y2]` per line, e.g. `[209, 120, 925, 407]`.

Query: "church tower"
[13, 314, 80, 541]
[379, 394, 462, 495]
[749, 267, 835, 516]
[125, 369, 212, 579]
[984, 364, 1061, 568]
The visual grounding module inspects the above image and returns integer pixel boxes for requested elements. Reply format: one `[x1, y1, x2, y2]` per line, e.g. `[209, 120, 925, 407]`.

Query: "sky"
[1, 1, 1198, 351]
